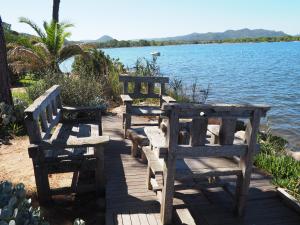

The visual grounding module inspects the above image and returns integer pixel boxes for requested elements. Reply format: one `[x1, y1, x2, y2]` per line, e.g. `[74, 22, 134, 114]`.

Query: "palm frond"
[43, 21, 57, 55]
[19, 17, 46, 39]
[58, 44, 89, 64]
[8, 47, 48, 73]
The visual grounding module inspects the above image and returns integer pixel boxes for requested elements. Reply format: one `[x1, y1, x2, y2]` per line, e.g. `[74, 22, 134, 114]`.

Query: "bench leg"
[141, 149, 147, 164]
[33, 161, 51, 203]
[95, 145, 105, 196]
[146, 164, 153, 190]
[131, 141, 138, 157]
[123, 114, 131, 138]
[160, 155, 176, 225]
[235, 162, 252, 216]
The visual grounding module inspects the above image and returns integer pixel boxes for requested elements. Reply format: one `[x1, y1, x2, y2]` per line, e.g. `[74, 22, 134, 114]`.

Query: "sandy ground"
[0, 137, 105, 225]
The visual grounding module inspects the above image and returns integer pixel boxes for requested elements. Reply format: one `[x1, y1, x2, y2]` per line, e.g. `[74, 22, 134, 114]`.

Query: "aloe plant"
[0, 181, 86, 224]
[0, 181, 49, 225]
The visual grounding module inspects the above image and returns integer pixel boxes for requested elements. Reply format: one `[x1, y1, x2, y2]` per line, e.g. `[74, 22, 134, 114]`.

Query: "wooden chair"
[24, 85, 109, 203]
[119, 74, 175, 157]
[143, 103, 270, 224]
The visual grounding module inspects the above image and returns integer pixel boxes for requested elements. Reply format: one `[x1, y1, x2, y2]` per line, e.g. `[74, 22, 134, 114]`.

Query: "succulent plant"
[73, 218, 85, 225]
[0, 181, 49, 225]
[1, 181, 84, 225]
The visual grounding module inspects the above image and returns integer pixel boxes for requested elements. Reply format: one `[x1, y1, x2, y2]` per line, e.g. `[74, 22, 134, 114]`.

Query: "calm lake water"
[61, 42, 300, 150]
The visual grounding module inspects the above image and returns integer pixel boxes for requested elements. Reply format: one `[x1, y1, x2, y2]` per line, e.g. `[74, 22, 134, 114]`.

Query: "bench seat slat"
[142, 147, 241, 179]
[130, 106, 162, 116]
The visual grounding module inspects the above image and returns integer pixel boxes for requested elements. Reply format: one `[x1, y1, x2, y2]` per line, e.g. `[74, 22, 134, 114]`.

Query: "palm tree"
[0, 17, 13, 105]
[8, 17, 88, 73]
[52, 0, 61, 22]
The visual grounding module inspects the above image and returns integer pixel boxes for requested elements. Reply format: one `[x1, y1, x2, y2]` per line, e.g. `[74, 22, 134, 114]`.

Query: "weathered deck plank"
[103, 116, 300, 225]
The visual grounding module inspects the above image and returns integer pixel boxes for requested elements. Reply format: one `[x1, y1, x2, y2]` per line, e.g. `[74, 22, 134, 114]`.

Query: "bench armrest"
[162, 95, 176, 103]
[120, 94, 133, 103]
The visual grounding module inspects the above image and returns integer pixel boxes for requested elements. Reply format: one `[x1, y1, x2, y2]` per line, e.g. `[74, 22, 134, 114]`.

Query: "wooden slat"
[160, 109, 178, 224]
[46, 103, 53, 123]
[144, 127, 167, 152]
[235, 109, 262, 216]
[25, 119, 42, 144]
[119, 75, 169, 83]
[130, 106, 162, 116]
[161, 95, 176, 103]
[219, 118, 237, 145]
[129, 93, 161, 99]
[175, 144, 247, 158]
[42, 135, 109, 148]
[46, 158, 97, 173]
[176, 208, 196, 225]
[40, 110, 48, 132]
[121, 94, 133, 102]
[142, 148, 163, 175]
[134, 82, 141, 96]
[190, 117, 208, 146]
[123, 81, 129, 94]
[51, 99, 58, 115]
[148, 82, 154, 95]
[25, 85, 61, 120]
[43, 110, 62, 140]
[160, 83, 166, 96]
[162, 103, 270, 118]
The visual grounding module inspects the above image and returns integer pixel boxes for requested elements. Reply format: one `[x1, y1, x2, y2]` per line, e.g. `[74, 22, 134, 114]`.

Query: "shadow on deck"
[103, 116, 300, 225]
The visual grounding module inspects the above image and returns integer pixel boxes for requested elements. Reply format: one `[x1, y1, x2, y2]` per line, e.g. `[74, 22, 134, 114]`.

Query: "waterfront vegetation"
[96, 35, 300, 49]
[256, 133, 300, 200]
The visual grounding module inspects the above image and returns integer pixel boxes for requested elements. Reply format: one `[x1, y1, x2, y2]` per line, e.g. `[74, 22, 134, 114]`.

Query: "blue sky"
[1, 0, 299, 40]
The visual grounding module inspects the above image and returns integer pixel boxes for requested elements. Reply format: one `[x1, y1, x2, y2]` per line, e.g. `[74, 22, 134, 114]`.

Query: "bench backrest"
[119, 74, 169, 99]
[161, 103, 270, 159]
[24, 85, 62, 144]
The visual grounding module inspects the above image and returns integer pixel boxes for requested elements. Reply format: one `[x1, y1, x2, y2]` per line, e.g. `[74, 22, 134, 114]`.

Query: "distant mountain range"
[84, 28, 289, 43]
[81, 35, 114, 43]
[149, 29, 288, 42]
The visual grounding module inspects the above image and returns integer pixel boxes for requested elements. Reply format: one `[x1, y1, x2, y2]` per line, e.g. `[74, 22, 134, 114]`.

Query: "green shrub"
[72, 49, 125, 100]
[259, 132, 287, 155]
[132, 57, 160, 77]
[0, 99, 28, 142]
[27, 74, 107, 109]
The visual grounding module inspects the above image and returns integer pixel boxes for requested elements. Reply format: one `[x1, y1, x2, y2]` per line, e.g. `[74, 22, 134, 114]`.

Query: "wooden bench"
[119, 74, 176, 139]
[24, 85, 109, 202]
[143, 103, 270, 224]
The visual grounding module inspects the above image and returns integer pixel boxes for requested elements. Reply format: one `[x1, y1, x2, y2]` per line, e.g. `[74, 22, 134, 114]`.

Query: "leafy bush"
[169, 78, 210, 103]
[0, 181, 49, 225]
[0, 99, 28, 143]
[72, 49, 125, 100]
[27, 73, 107, 109]
[132, 57, 160, 77]
[258, 132, 287, 155]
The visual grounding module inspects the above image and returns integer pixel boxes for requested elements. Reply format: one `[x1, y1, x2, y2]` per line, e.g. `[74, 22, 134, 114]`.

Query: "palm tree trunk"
[0, 17, 13, 106]
[52, 0, 61, 22]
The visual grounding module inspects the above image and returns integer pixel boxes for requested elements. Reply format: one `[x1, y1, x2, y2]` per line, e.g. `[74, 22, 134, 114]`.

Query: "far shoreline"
[95, 36, 300, 49]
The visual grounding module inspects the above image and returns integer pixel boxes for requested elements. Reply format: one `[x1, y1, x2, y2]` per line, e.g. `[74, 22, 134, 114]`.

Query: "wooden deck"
[103, 116, 300, 225]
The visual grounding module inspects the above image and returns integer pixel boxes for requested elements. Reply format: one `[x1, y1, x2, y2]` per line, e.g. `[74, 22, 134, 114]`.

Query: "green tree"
[8, 18, 87, 74]
[0, 17, 13, 105]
